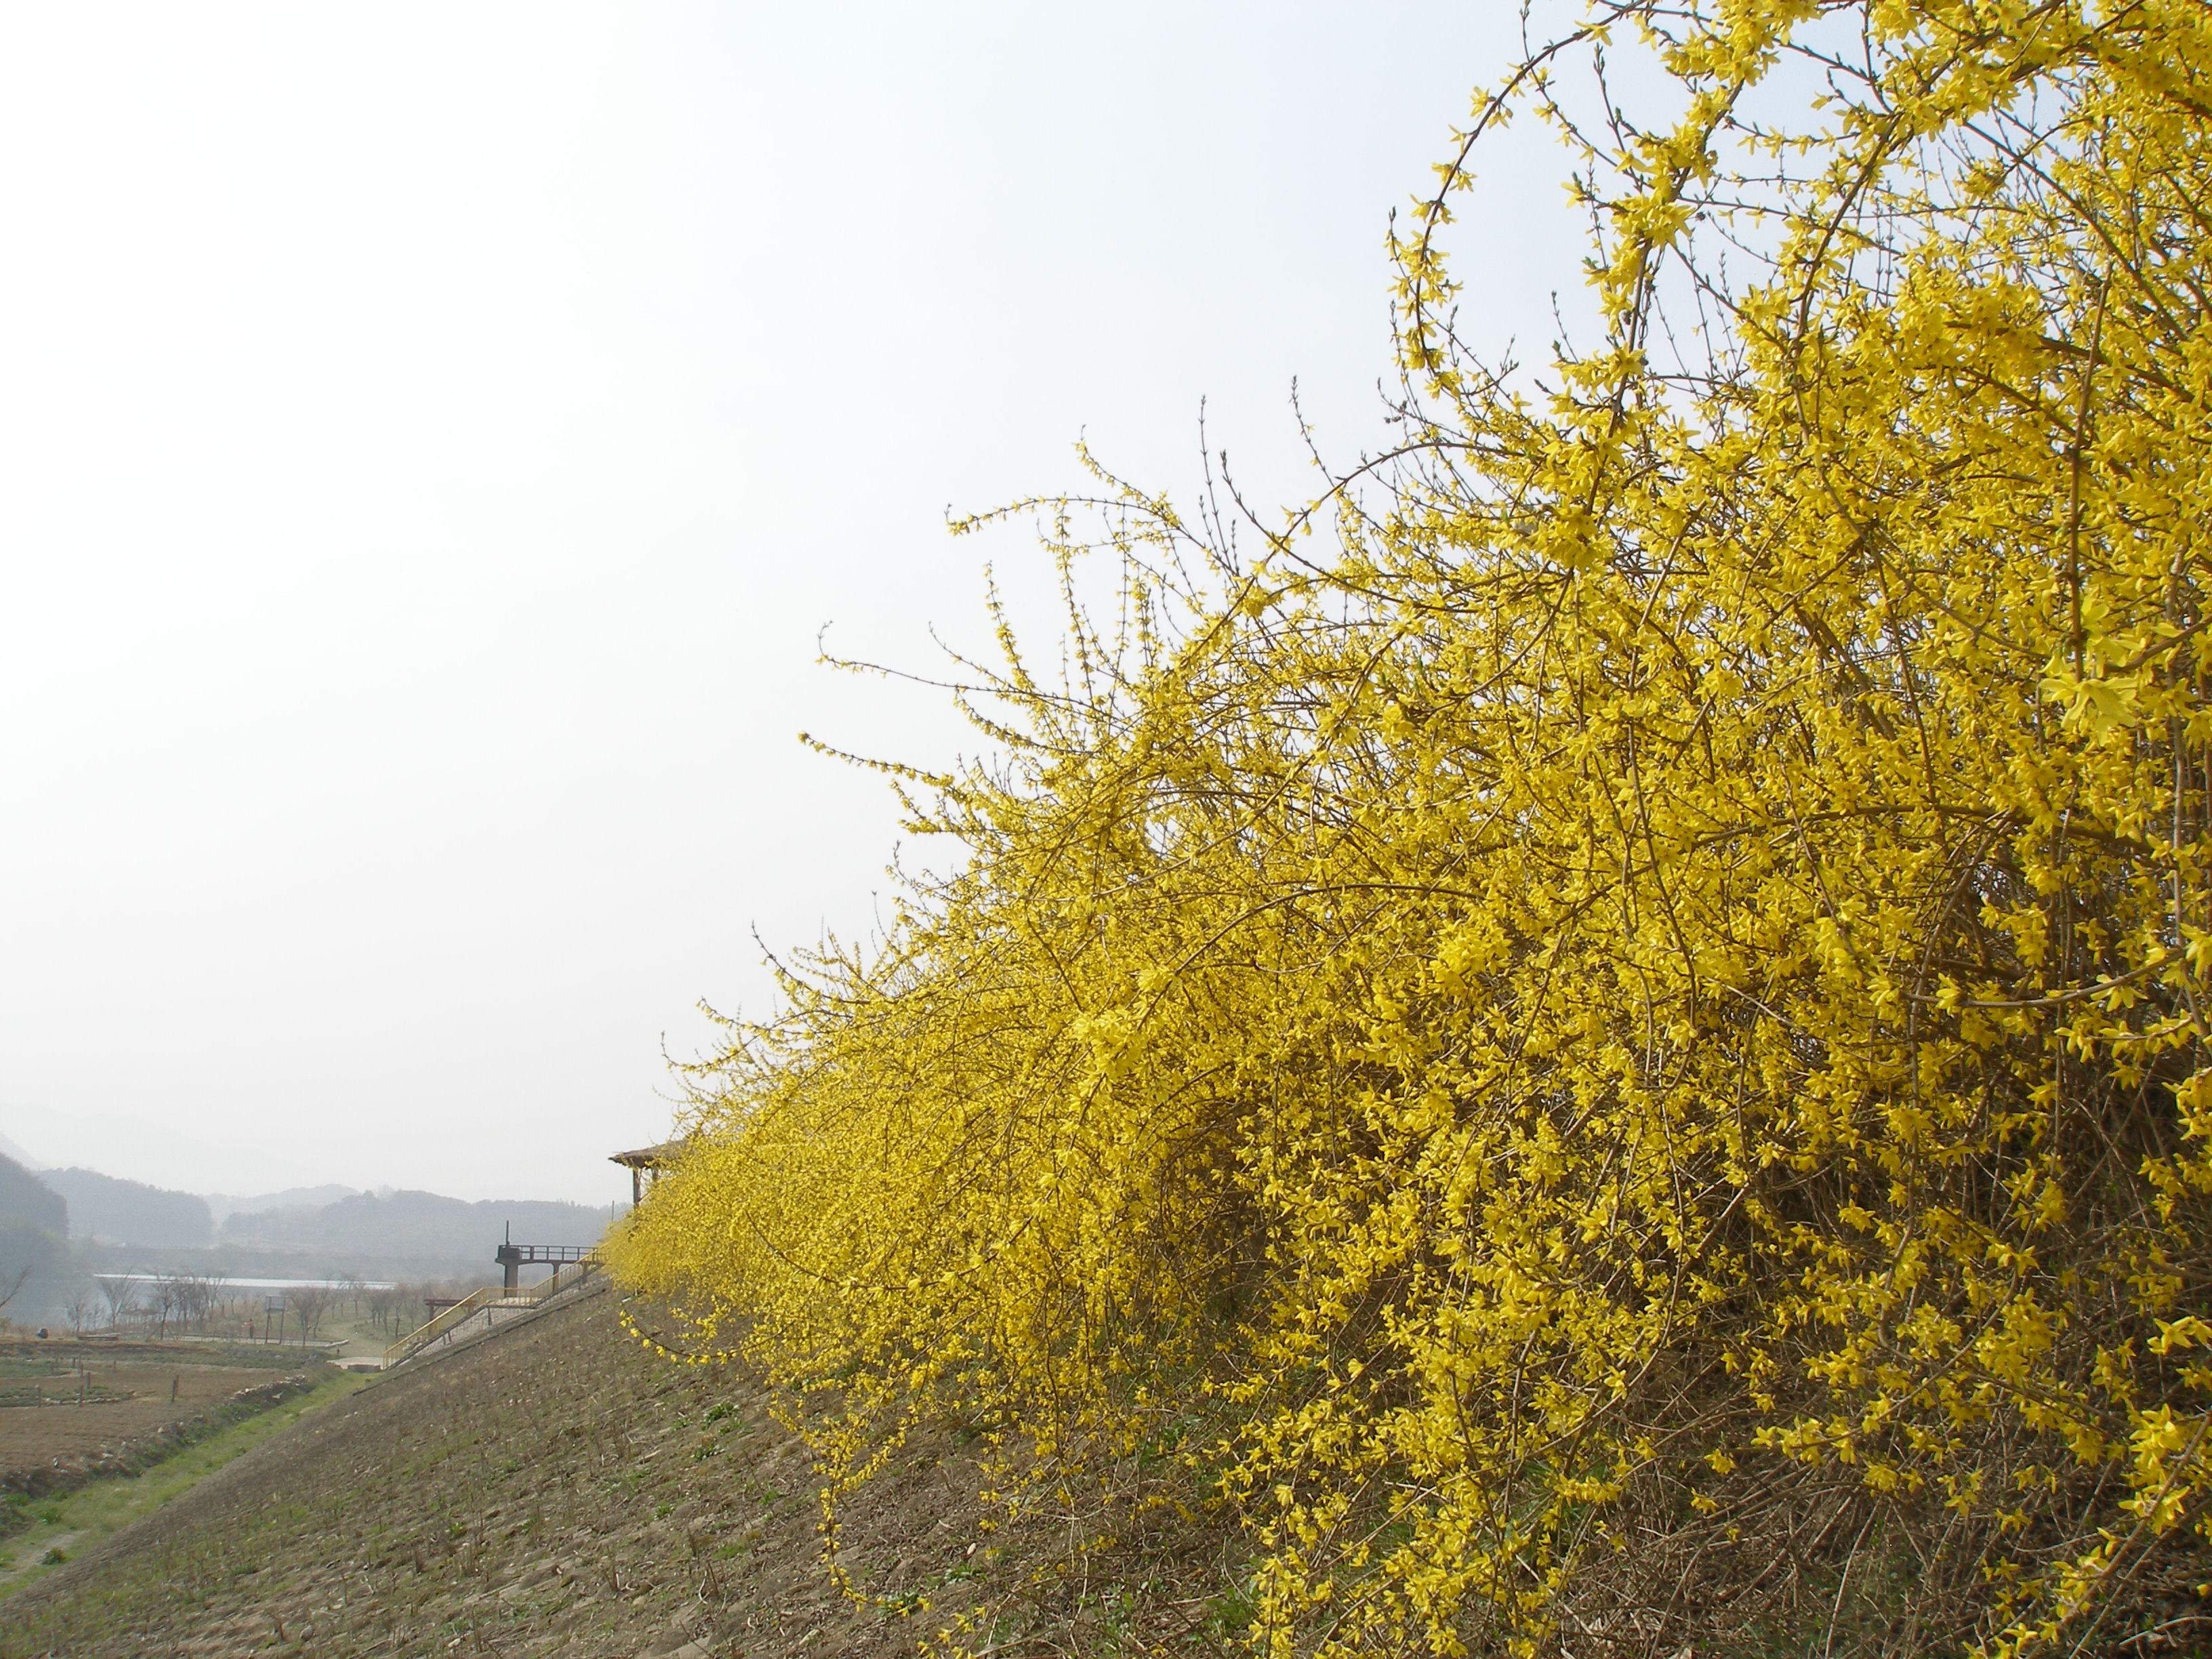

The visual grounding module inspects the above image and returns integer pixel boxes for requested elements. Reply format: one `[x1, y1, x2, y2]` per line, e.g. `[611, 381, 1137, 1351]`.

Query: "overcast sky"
[0, 3, 1589, 1205]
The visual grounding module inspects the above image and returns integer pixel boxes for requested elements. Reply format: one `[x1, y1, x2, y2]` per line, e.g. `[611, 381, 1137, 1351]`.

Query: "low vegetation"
[608, 4, 2212, 1656]
[0, 1366, 360, 1602]
[0, 1287, 1195, 1659]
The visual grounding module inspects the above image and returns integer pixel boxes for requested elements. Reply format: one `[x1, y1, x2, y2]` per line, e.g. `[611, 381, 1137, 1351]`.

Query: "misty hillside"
[203, 1184, 355, 1226]
[40, 1166, 212, 1248]
[0, 1155, 65, 1236]
[219, 1189, 615, 1261]
[0, 1154, 67, 1317]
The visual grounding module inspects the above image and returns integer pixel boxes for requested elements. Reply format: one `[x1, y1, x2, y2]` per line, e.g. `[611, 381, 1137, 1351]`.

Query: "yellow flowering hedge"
[611, 3, 2212, 1653]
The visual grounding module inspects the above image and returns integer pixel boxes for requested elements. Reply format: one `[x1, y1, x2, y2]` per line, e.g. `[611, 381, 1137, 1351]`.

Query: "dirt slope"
[1, 1280, 1231, 1659]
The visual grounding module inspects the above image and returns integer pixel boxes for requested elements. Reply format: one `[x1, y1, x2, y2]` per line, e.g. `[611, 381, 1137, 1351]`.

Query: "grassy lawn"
[0, 1368, 368, 1601]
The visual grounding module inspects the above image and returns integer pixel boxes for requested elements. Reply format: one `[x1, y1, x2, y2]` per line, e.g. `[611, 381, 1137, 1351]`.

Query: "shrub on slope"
[615, 4, 2212, 1654]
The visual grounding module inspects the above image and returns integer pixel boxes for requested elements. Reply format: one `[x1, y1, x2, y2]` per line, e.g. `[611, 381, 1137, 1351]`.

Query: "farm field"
[0, 1340, 326, 1500]
[0, 1280, 1225, 1659]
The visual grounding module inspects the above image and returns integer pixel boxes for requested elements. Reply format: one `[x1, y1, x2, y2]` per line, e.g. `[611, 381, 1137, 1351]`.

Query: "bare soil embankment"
[0, 1280, 1233, 1659]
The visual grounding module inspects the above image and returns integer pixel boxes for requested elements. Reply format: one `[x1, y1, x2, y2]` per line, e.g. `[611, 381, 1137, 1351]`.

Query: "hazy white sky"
[0, 3, 1589, 1204]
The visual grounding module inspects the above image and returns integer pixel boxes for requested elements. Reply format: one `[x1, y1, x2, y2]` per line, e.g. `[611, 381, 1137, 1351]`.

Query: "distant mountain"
[41, 1166, 211, 1247]
[203, 1184, 357, 1227]
[219, 1189, 615, 1263]
[0, 1153, 66, 1236]
[0, 1155, 67, 1320]
[0, 1214, 66, 1317]
[0, 1127, 43, 1170]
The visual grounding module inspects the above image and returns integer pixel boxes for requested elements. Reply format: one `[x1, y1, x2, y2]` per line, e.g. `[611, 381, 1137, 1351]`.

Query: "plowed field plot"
[0, 1344, 314, 1492]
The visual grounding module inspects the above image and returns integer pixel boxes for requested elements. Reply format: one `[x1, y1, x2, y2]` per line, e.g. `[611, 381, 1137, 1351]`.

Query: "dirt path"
[0, 1531, 83, 1597]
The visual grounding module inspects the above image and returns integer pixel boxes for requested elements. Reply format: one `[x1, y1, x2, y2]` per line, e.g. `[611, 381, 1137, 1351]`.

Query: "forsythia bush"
[611, 3, 2212, 1653]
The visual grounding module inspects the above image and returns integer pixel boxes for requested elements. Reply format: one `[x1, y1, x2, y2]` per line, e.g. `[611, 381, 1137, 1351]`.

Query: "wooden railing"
[382, 1255, 600, 1368]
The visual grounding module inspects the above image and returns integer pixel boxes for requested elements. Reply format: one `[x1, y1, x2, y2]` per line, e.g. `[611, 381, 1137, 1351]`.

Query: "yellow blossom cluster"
[611, 3, 2212, 1653]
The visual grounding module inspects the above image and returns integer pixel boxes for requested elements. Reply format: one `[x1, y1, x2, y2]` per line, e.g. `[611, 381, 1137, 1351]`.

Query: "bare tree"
[199, 1269, 230, 1330]
[365, 1282, 402, 1334]
[100, 1273, 144, 1330]
[289, 1281, 335, 1342]
[62, 1279, 98, 1336]
[151, 1272, 191, 1337]
[394, 1281, 437, 1335]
